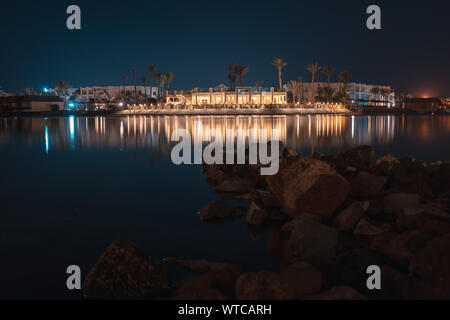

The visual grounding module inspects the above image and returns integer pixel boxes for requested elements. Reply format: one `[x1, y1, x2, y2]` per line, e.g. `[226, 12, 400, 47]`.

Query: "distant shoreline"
[0, 108, 444, 117]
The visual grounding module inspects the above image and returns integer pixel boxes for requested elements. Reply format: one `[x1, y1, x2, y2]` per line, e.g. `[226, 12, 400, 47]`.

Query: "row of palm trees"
[275, 60, 352, 104]
[124, 66, 174, 104]
[226, 63, 249, 89]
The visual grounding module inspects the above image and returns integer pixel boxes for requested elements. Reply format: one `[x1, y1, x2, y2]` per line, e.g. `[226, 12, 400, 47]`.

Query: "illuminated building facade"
[166, 86, 287, 106]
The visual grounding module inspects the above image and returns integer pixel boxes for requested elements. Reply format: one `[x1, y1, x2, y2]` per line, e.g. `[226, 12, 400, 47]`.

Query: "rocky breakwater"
[200, 145, 450, 299]
[82, 146, 449, 300]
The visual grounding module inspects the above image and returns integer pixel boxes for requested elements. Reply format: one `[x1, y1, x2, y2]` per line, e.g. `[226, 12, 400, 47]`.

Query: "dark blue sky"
[1, 0, 449, 96]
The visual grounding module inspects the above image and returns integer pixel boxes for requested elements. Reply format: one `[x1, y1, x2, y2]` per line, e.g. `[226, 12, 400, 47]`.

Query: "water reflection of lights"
[45, 125, 49, 154]
[3, 115, 446, 161]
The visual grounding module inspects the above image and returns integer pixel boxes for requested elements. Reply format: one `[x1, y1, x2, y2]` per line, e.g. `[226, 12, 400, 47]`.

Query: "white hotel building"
[303, 82, 395, 107]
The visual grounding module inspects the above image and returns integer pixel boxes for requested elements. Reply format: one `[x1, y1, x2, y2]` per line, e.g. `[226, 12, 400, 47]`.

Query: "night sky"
[1, 0, 449, 96]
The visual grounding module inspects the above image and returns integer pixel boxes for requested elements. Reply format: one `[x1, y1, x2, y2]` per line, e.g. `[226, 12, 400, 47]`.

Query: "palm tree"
[132, 68, 137, 104]
[380, 88, 390, 104]
[255, 81, 264, 88]
[298, 77, 305, 102]
[147, 65, 156, 101]
[286, 80, 301, 105]
[122, 76, 127, 99]
[272, 58, 287, 89]
[370, 87, 380, 105]
[338, 71, 352, 103]
[141, 76, 147, 102]
[338, 71, 352, 89]
[55, 81, 70, 105]
[306, 63, 321, 103]
[154, 73, 163, 102]
[166, 72, 174, 90]
[234, 65, 248, 86]
[226, 62, 235, 89]
[228, 74, 237, 90]
[321, 66, 335, 85]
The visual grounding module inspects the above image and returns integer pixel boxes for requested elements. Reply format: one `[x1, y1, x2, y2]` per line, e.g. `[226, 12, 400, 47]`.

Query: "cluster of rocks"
[199, 145, 450, 299]
[82, 146, 450, 300]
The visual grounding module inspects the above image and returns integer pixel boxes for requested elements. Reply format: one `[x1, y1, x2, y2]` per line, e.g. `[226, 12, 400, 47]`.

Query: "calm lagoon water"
[0, 114, 449, 299]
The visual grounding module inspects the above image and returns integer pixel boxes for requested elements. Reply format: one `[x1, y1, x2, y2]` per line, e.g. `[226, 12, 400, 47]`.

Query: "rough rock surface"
[83, 239, 168, 299]
[266, 157, 350, 221]
[200, 201, 245, 221]
[334, 201, 369, 232]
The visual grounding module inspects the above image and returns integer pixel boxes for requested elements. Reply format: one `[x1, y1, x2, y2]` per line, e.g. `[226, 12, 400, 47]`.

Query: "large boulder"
[266, 157, 350, 221]
[383, 193, 421, 214]
[235, 263, 322, 300]
[370, 231, 435, 268]
[246, 201, 269, 225]
[353, 217, 391, 236]
[396, 205, 450, 234]
[200, 201, 245, 222]
[82, 239, 168, 299]
[288, 220, 339, 266]
[334, 201, 369, 232]
[235, 272, 290, 300]
[173, 275, 227, 300]
[351, 172, 388, 198]
[333, 146, 374, 172]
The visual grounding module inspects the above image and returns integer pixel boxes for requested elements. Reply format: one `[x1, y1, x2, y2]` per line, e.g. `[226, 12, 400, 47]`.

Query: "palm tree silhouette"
[234, 65, 248, 86]
[141, 76, 147, 103]
[306, 63, 321, 103]
[272, 58, 287, 89]
[287, 80, 301, 105]
[147, 65, 156, 101]
[166, 72, 174, 90]
[226, 62, 235, 89]
[322, 66, 335, 85]
[131, 68, 137, 105]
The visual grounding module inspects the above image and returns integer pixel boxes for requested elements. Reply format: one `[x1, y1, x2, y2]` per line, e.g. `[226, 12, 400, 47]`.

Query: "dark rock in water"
[371, 154, 399, 175]
[251, 189, 281, 208]
[333, 146, 374, 172]
[215, 191, 252, 203]
[205, 167, 226, 186]
[235, 272, 290, 300]
[410, 234, 450, 280]
[82, 239, 169, 299]
[303, 286, 367, 300]
[383, 193, 421, 214]
[353, 217, 391, 236]
[351, 172, 388, 198]
[396, 205, 450, 234]
[334, 201, 369, 232]
[246, 201, 268, 225]
[200, 201, 245, 222]
[266, 230, 294, 267]
[338, 249, 391, 272]
[182, 259, 211, 273]
[247, 223, 268, 240]
[266, 157, 350, 221]
[235, 263, 322, 300]
[282, 147, 298, 160]
[173, 274, 227, 300]
[382, 234, 450, 299]
[391, 158, 433, 197]
[179, 260, 243, 298]
[279, 262, 323, 299]
[288, 220, 339, 266]
[214, 178, 255, 193]
[365, 199, 384, 217]
[370, 231, 435, 268]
